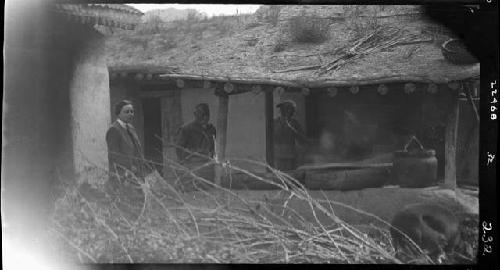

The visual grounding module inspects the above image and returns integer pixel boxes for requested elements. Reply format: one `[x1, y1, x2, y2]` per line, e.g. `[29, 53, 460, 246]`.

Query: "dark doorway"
[305, 93, 320, 138]
[142, 98, 163, 171]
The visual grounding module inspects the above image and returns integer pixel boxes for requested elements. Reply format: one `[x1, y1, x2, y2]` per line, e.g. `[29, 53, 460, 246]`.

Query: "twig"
[273, 65, 321, 73]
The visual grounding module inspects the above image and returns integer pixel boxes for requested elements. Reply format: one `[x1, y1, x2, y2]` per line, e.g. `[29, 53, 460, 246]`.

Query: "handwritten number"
[483, 221, 492, 231]
[483, 245, 492, 255]
[482, 234, 494, 243]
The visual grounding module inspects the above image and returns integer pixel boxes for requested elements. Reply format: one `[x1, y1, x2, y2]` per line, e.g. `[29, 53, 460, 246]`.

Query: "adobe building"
[106, 5, 479, 189]
[2, 0, 142, 250]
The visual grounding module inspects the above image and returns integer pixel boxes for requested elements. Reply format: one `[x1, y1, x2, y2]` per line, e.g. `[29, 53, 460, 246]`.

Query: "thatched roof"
[53, 4, 143, 30]
[106, 5, 479, 87]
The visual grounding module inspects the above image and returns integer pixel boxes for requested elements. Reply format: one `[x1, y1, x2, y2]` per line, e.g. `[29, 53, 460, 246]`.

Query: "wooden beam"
[215, 93, 229, 186]
[265, 90, 274, 167]
[134, 73, 144, 80]
[327, 87, 338, 97]
[444, 89, 459, 189]
[158, 72, 480, 87]
[138, 91, 176, 98]
[298, 162, 393, 171]
[377, 84, 388, 95]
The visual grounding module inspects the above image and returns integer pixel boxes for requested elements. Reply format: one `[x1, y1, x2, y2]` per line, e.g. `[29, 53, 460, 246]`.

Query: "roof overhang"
[53, 4, 143, 30]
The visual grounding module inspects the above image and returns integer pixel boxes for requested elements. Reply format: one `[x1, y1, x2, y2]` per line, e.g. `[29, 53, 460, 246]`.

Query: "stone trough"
[184, 186, 478, 227]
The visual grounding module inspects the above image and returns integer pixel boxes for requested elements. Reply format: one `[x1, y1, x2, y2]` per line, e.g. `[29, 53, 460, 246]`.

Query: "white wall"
[226, 91, 267, 172]
[69, 30, 110, 176]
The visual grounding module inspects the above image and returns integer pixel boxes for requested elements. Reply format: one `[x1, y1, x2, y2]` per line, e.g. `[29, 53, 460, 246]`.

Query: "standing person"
[175, 103, 216, 189]
[106, 100, 146, 186]
[274, 100, 309, 171]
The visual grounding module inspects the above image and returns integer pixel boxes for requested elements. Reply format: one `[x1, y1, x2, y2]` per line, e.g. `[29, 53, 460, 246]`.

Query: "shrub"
[273, 38, 287, 52]
[213, 17, 235, 36]
[247, 38, 259, 47]
[288, 15, 330, 43]
[122, 35, 149, 50]
[186, 10, 200, 22]
[267, 6, 281, 27]
[256, 6, 281, 26]
[158, 36, 177, 51]
[245, 22, 265, 30]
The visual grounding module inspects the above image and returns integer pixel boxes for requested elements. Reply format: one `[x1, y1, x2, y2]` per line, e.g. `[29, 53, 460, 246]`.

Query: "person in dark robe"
[273, 100, 309, 171]
[175, 103, 216, 190]
[176, 103, 216, 163]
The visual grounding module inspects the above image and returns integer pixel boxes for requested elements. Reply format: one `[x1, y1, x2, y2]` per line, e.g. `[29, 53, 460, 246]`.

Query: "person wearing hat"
[274, 100, 309, 171]
[106, 100, 147, 187]
[175, 103, 216, 190]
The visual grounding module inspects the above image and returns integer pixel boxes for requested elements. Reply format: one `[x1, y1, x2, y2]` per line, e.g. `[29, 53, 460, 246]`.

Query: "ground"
[47, 167, 478, 265]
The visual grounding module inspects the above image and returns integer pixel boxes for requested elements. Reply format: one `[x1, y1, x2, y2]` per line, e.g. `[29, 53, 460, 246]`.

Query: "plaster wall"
[69, 28, 111, 177]
[226, 91, 267, 172]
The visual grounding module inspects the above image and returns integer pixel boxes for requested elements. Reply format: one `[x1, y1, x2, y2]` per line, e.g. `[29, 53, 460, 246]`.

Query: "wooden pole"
[444, 87, 459, 189]
[265, 90, 274, 167]
[215, 93, 229, 186]
[161, 90, 182, 178]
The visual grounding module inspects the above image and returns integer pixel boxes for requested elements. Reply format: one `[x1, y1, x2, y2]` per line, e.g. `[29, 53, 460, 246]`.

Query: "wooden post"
[266, 90, 274, 167]
[215, 92, 229, 186]
[444, 88, 459, 189]
[160, 90, 182, 178]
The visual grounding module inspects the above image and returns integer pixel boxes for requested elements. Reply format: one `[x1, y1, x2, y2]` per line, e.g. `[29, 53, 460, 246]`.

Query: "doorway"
[142, 98, 163, 171]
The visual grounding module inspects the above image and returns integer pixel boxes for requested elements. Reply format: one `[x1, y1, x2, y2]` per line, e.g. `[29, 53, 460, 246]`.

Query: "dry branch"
[47, 151, 474, 264]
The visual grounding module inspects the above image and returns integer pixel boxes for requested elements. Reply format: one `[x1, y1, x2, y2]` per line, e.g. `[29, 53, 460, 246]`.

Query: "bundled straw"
[317, 26, 432, 75]
[47, 151, 471, 264]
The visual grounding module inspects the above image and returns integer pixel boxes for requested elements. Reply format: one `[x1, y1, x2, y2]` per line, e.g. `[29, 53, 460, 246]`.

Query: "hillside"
[142, 7, 207, 22]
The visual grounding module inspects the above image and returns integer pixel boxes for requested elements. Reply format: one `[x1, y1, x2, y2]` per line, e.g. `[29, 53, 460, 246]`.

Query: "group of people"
[105, 99, 308, 188]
